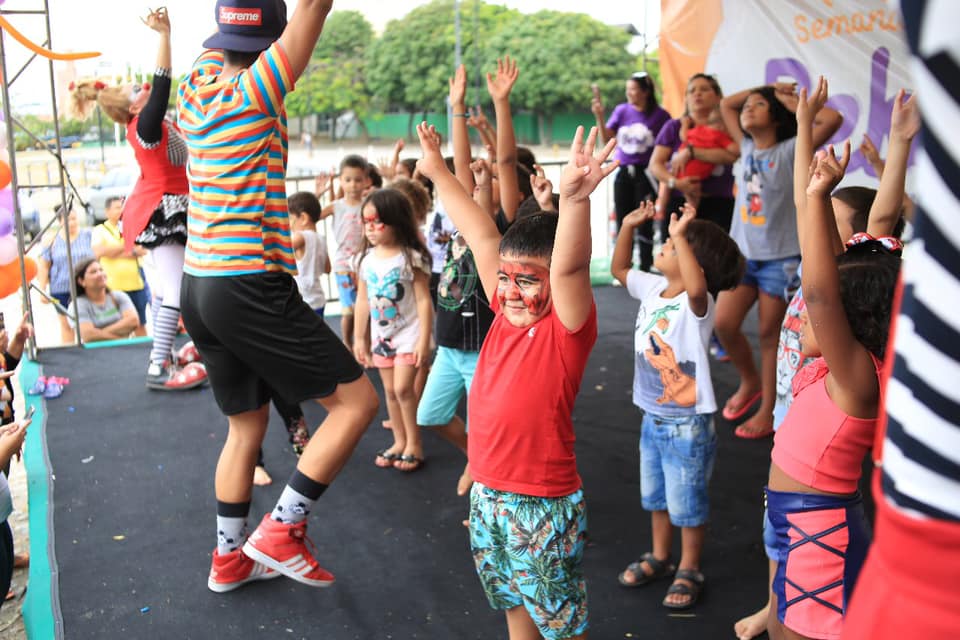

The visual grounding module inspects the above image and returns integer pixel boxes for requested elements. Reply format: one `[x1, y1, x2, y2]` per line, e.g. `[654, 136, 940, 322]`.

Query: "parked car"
[84, 166, 138, 224]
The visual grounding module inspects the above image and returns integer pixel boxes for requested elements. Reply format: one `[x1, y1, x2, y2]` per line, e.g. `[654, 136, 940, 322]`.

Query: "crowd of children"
[0, 1, 943, 638]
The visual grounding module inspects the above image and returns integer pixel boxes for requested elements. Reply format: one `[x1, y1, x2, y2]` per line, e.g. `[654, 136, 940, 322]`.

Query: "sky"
[2, 0, 660, 112]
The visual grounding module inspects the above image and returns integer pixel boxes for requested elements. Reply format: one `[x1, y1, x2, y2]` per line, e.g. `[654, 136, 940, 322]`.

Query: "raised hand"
[890, 89, 920, 142]
[859, 133, 882, 167]
[590, 83, 604, 118]
[470, 157, 492, 188]
[466, 105, 488, 131]
[622, 200, 657, 228]
[530, 164, 554, 210]
[668, 202, 697, 238]
[797, 76, 828, 126]
[559, 126, 619, 203]
[142, 6, 170, 33]
[807, 141, 851, 197]
[449, 63, 468, 108]
[415, 122, 447, 180]
[486, 56, 519, 102]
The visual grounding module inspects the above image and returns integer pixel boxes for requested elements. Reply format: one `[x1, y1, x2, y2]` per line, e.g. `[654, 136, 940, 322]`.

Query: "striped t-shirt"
[177, 43, 295, 276]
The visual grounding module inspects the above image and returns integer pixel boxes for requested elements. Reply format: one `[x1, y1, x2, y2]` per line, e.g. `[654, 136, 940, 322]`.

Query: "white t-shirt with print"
[331, 199, 363, 273]
[360, 249, 430, 358]
[627, 270, 717, 416]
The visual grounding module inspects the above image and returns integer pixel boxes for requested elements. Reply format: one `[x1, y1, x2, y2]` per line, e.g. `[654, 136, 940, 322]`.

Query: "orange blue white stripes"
[177, 43, 295, 276]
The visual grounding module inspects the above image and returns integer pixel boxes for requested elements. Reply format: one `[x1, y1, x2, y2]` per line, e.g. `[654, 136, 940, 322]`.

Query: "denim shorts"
[742, 256, 801, 302]
[416, 346, 479, 428]
[469, 483, 589, 639]
[334, 272, 357, 312]
[640, 412, 717, 527]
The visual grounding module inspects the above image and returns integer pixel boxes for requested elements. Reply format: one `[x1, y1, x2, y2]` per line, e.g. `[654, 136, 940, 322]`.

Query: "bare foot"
[382, 419, 393, 430]
[253, 465, 273, 486]
[734, 602, 770, 640]
[456, 463, 473, 496]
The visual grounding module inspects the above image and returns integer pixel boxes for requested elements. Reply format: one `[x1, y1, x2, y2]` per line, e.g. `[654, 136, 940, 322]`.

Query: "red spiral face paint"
[496, 257, 551, 326]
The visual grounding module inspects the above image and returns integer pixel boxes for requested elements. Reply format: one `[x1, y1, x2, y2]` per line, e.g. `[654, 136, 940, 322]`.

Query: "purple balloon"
[0, 235, 16, 265]
[0, 207, 11, 236]
[0, 188, 11, 213]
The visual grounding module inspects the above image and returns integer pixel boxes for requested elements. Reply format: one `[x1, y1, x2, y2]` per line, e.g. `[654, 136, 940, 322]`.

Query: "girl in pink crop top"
[764, 140, 902, 640]
[771, 355, 880, 494]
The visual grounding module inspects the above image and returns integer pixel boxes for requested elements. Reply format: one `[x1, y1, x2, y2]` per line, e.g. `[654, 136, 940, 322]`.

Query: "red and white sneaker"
[207, 547, 280, 593]
[242, 514, 335, 588]
[146, 361, 208, 391]
[176, 341, 202, 366]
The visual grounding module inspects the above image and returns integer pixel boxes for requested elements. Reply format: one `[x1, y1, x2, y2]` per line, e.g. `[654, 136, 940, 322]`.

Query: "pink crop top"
[771, 356, 880, 494]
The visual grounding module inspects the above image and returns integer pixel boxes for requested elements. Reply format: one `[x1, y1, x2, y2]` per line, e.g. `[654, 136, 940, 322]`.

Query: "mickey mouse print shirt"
[359, 249, 430, 358]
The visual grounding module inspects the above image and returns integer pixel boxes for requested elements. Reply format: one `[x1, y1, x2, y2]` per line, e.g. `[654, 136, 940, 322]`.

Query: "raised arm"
[611, 201, 655, 285]
[669, 204, 709, 317]
[449, 64, 475, 195]
[553, 126, 618, 331]
[719, 88, 752, 145]
[137, 8, 172, 145]
[417, 122, 502, 303]
[467, 106, 497, 156]
[794, 77, 842, 253]
[279, 0, 334, 80]
[590, 84, 615, 144]
[487, 57, 521, 222]
[867, 90, 919, 237]
[803, 143, 879, 399]
[470, 157, 496, 218]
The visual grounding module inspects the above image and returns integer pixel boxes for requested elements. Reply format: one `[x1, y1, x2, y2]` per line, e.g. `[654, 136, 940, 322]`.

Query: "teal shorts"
[416, 346, 479, 428]
[469, 483, 589, 639]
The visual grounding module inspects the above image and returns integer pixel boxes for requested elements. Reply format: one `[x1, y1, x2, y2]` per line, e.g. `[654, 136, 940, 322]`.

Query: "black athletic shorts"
[181, 272, 364, 416]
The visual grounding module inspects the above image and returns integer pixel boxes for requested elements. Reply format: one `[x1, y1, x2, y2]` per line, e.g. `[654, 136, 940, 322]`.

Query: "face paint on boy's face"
[496, 259, 551, 326]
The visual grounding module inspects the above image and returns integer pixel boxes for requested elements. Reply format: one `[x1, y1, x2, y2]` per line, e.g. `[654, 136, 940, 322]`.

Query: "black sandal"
[618, 552, 676, 588]
[662, 568, 705, 609]
[375, 449, 401, 468]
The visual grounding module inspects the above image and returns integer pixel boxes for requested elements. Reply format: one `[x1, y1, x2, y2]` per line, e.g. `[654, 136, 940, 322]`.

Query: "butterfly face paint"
[362, 202, 388, 245]
[496, 257, 551, 327]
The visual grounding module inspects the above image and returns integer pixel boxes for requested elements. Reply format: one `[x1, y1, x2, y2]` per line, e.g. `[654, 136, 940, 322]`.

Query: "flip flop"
[735, 424, 775, 439]
[375, 449, 401, 468]
[394, 454, 425, 472]
[721, 390, 762, 421]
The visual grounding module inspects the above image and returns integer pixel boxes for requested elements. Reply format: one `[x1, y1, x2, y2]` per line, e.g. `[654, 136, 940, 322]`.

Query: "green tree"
[484, 10, 635, 143]
[287, 10, 375, 140]
[366, 0, 519, 138]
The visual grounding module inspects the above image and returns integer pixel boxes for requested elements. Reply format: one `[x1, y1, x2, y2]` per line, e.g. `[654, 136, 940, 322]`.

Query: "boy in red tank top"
[416, 120, 617, 640]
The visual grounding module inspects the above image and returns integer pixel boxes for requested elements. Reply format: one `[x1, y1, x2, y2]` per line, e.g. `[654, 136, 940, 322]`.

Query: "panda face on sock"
[218, 530, 235, 547]
[291, 502, 308, 516]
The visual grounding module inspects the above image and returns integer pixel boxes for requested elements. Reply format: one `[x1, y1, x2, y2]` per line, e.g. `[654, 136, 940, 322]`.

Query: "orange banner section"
[659, 0, 723, 116]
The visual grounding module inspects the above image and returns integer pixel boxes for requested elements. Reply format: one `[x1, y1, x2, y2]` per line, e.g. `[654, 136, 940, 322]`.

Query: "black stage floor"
[32, 285, 774, 639]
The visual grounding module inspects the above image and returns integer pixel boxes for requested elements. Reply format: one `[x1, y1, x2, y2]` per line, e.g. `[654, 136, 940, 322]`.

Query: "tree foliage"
[484, 11, 635, 119]
[366, 0, 519, 113]
[287, 11, 374, 122]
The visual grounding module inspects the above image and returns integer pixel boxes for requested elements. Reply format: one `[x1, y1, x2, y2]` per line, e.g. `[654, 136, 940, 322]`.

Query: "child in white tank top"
[289, 192, 331, 316]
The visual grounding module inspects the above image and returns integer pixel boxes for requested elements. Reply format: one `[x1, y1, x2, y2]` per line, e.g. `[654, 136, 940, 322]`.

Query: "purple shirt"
[654, 118, 735, 199]
[606, 104, 671, 167]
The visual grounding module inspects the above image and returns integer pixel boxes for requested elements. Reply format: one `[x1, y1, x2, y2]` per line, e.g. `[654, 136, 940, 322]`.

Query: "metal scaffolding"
[0, 0, 86, 356]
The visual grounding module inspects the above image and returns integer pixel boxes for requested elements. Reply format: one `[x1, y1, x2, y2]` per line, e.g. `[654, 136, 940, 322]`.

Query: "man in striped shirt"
[177, 0, 379, 594]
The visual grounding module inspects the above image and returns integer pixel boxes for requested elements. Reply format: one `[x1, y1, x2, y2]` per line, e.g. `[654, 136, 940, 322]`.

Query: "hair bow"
[845, 232, 903, 256]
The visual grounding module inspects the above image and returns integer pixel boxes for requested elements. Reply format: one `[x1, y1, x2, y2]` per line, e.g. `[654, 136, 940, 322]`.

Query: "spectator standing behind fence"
[38, 208, 94, 345]
[92, 196, 149, 336]
[592, 71, 671, 272]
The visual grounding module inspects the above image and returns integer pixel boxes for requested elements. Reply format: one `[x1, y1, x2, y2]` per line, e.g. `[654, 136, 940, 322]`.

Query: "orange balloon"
[0, 257, 37, 299]
[0, 160, 10, 190]
[0, 16, 100, 61]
